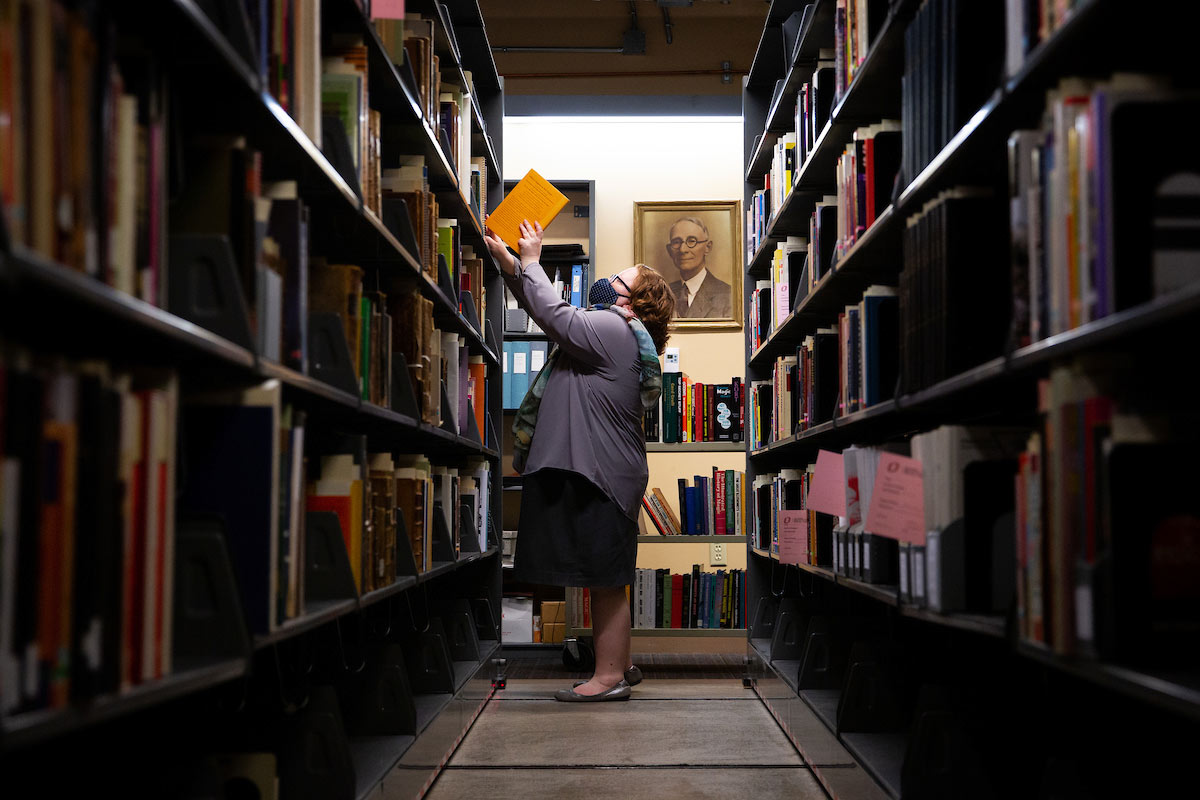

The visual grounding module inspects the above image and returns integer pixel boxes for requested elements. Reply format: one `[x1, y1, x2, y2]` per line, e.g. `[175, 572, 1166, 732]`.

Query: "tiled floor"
[424, 678, 841, 800]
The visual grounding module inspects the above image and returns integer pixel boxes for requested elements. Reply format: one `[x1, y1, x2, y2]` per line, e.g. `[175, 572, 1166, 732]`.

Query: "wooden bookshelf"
[0, 3, 507, 798]
[742, 0, 1199, 797]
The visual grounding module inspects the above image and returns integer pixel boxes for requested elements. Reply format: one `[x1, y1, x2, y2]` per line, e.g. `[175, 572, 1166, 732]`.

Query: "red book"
[306, 494, 354, 555]
[671, 574, 683, 629]
[714, 468, 727, 536]
[864, 135, 877, 227]
[1082, 395, 1112, 563]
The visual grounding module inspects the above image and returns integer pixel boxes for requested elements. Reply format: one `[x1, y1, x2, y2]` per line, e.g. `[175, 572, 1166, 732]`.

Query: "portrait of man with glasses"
[634, 200, 742, 330]
[664, 217, 731, 319]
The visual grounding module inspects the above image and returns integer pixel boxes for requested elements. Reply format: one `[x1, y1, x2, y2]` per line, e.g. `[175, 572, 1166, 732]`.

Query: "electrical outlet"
[710, 542, 727, 566]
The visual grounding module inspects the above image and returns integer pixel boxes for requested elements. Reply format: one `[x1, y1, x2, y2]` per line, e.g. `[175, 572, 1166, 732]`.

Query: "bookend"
[173, 516, 253, 669]
[749, 595, 779, 643]
[275, 684, 356, 800]
[321, 114, 362, 199]
[381, 197, 422, 260]
[439, 382, 457, 434]
[167, 234, 255, 351]
[305, 511, 359, 603]
[769, 597, 807, 661]
[472, 597, 500, 641]
[797, 615, 852, 690]
[337, 643, 418, 736]
[486, 413, 499, 452]
[308, 313, 360, 397]
[393, 512, 420, 579]
[484, 318, 500, 357]
[836, 640, 906, 734]
[812, 512, 834, 566]
[462, 400, 483, 446]
[458, 504, 481, 553]
[926, 519, 966, 613]
[459, 289, 482, 334]
[431, 504, 457, 563]
[437, 255, 456, 307]
[446, 599, 481, 662]
[397, 53, 421, 102]
[390, 351, 422, 419]
[901, 685, 992, 799]
[403, 619, 456, 694]
[862, 534, 899, 585]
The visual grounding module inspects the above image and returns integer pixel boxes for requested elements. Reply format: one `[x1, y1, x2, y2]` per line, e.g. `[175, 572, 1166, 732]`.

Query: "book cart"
[0, 2, 507, 798]
[743, 1, 1200, 798]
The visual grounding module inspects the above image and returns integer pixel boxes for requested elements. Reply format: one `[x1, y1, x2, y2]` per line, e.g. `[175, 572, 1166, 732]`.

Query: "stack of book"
[641, 470, 750, 537]
[833, 0, 890, 103]
[632, 567, 746, 630]
[834, 121, 901, 258]
[837, 285, 899, 414]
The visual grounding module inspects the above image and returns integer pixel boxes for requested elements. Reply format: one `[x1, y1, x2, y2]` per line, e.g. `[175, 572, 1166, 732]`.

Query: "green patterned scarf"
[512, 304, 662, 474]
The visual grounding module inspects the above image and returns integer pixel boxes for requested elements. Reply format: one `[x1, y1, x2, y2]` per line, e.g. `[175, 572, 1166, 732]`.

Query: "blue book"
[570, 264, 584, 307]
[530, 340, 550, 383]
[511, 341, 531, 405]
[685, 486, 700, 535]
[502, 341, 512, 409]
[860, 288, 899, 407]
[695, 475, 709, 535]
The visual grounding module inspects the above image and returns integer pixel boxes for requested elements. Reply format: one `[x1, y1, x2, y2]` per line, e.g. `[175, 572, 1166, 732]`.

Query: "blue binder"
[570, 264, 584, 307]
[502, 341, 512, 409]
[511, 341, 531, 405]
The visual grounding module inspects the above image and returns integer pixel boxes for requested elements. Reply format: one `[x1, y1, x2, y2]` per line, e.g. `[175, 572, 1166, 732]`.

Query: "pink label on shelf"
[864, 452, 926, 545]
[806, 449, 847, 516]
[778, 511, 808, 564]
[371, 0, 406, 19]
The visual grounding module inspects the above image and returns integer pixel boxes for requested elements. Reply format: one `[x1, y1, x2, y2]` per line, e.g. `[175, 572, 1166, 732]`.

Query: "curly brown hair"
[628, 264, 675, 354]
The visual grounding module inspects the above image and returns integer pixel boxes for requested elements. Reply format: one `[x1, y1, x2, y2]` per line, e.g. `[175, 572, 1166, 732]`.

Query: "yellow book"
[485, 169, 569, 252]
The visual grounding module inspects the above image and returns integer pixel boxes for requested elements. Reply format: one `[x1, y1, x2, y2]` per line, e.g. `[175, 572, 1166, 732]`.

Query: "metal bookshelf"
[742, 0, 1199, 798]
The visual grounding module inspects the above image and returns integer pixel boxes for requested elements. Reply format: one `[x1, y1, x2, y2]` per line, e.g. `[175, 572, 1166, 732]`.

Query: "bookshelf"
[0, 1, 507, 797]
[744, 0, 1200, 797]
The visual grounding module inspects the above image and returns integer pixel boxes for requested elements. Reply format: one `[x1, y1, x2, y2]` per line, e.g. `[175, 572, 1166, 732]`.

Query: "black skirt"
[512, 468, 638, 588]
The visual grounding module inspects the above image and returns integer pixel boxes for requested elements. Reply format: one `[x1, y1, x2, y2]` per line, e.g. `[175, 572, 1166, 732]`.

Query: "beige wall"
[504, 116, 747, 576]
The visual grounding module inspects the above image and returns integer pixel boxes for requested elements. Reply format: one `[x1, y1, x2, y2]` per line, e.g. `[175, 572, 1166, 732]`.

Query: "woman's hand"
[518, 219, 543, 265]
[482, 216, 517, 275]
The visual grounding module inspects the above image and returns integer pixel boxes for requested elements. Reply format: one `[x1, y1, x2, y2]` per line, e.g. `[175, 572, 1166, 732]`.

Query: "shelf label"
[806, 449, 846, 516]
[778, 510, 808, 564]
[864, 452, 926, 545]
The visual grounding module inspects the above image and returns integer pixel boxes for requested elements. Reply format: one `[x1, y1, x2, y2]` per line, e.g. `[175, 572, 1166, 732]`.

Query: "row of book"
[0, 1, 169, 305]
[0, 352, 492, 719]
[644, 373, 744, 444]
[1004, 0, 1088, 80]
[502, 262, 588, 334]
[834, 121, 901, 258]
[641, 468, 751, 538]
[632, 567, 746, 630]
[1016, 362, 1199, 666]
[1008, 77, 1200, 347]
[746, 285, 898, 449]
[901, 0, 1003, 187]
[747, 50, 836, 260]
[833, 0, 890, 105]
[500, 339, 548, 410]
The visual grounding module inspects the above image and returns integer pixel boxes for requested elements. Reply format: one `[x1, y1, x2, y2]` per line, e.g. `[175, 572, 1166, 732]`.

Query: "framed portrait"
[633, 200, 743, 330]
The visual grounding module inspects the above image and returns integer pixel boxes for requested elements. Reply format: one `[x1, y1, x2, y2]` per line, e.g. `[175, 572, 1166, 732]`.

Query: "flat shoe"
[555, 679, 631, 702]
[574, 665, 642, 688]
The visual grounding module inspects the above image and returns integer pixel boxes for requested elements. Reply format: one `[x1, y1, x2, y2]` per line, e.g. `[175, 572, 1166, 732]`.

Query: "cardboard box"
[543, 621, 565, 643]
[501, 597, 533, 642]
[540, 601, 565, 624]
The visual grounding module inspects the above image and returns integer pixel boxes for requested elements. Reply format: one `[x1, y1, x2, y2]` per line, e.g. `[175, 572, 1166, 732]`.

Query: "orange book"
[468, 359, 487, 439]
[484, 169, 569, 252]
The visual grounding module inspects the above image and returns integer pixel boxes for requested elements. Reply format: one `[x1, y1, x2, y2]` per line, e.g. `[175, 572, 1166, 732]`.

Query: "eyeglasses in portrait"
[633, 200, 743, 330]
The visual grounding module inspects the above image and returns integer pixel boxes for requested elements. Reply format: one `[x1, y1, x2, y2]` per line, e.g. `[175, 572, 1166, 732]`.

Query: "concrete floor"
[425, 679, 858, 799]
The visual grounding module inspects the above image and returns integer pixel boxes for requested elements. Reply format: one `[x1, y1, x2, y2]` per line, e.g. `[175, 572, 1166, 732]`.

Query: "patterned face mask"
[588, 274, 630, 306]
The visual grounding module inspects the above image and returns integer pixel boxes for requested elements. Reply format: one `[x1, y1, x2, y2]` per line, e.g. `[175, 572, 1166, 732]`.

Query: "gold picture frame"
[633, 200, 743, 331]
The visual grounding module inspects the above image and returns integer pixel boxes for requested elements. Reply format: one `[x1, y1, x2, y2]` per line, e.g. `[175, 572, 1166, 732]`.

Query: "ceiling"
[478, 0, 770, 111]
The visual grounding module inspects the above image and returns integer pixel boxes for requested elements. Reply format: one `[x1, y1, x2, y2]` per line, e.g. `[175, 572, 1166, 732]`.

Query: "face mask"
[588, 275, 630, 306]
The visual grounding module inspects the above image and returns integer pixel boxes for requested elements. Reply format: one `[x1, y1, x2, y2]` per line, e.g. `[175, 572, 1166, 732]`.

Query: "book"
[484, 169, 569, 253]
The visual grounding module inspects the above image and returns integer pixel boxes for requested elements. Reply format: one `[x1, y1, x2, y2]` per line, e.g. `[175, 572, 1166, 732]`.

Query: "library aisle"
[414, 675, 884, 800]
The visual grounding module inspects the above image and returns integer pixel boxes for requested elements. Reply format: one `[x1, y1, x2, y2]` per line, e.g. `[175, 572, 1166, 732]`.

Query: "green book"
[725, 469, 736, 535]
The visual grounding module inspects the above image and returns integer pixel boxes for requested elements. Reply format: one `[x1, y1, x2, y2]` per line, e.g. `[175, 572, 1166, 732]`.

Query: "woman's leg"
[572, 585, 630, 696]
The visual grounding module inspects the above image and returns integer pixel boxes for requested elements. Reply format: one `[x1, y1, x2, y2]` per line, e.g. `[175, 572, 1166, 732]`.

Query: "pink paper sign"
[371, 0, 406, 19]
[778, 511, 808, 565]
[806, 449, 847, 516]
[864, 452, 926, 545]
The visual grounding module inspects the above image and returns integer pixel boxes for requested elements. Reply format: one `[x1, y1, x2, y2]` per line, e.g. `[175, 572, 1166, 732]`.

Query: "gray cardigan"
[504, 261, 648, 521]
